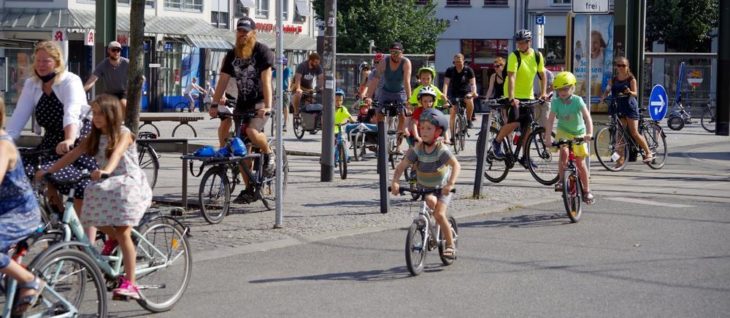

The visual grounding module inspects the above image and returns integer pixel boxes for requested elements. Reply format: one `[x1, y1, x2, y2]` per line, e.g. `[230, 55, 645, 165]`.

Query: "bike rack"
[137, 138, 190, 209]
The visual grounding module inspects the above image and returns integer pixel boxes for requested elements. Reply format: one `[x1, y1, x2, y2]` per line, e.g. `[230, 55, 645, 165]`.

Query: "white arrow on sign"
[650, 94, 665, 115]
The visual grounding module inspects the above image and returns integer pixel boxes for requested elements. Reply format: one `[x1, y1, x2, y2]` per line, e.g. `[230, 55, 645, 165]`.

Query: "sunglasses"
[615, 64, 627, 68]
[495, 64, 504, 67]
[110, 48, 121, 52]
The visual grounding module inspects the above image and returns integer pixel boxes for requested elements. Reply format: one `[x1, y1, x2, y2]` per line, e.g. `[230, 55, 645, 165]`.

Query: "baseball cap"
[390, 42, 403, 51]
[108, 41, 122, 49]
[237, 17, 256, 31]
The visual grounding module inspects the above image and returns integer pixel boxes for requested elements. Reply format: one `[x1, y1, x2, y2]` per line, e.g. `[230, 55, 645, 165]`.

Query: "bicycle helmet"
[359, 61, 370, 70]
[374, 52, 384, 62]
[417, 66, 436, 79]
[417, 86, 437, 100]
[514, 29, 532, 41]
[419, 108, 449, 132]
[335, 88, 345, 96]
[553, 71, 577, 90]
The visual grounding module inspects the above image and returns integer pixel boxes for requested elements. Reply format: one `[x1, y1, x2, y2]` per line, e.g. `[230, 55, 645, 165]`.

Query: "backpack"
[502, 49, 543, 83]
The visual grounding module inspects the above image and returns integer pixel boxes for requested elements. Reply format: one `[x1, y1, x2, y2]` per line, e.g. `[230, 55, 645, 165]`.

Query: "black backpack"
[502, 49, 543, 83]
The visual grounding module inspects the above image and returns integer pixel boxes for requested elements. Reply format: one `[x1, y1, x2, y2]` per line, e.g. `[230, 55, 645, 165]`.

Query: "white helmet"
[417, 86, 437, 100]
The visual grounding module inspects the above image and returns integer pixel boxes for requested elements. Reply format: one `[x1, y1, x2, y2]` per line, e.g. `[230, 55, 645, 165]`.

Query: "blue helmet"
[419, 108, 449, 131]
[335, 88, 345, 96]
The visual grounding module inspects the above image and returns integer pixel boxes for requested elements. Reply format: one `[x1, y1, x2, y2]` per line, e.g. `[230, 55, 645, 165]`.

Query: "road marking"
[605, 197, 694, 208]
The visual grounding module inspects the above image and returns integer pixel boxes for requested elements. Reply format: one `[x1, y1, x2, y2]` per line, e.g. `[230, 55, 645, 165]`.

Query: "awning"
[0, 38, 36, 48]
[295, 0, 311, 17]
[0, 8, 89, 30]
[185, 34, 232, 50]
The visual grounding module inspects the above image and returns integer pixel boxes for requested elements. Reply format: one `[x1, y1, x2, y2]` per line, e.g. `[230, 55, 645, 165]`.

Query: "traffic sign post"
[649, 84, 669, 121]
[535, 15, 545, 49]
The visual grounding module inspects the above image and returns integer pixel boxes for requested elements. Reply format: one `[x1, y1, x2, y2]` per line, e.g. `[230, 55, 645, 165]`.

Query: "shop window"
[460, 39, 509, 65]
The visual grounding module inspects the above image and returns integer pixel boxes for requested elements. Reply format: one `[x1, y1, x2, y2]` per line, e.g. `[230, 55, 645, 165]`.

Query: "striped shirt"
[405, 142, 454, 189]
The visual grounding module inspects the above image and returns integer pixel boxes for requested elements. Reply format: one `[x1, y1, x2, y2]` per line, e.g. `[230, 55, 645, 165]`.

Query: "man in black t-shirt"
[291, 53, 324, 115]
[209, 17, 276, 203]
[443, 53, 478, 130]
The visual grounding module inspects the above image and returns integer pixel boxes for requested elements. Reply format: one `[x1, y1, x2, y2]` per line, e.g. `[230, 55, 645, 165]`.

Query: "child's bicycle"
[34, 172, 192, 313]
[552, 137, 590, 223]
[390, 187, 458, 276]
[334, 123, 350, 180]
[1, 230, 108, 317]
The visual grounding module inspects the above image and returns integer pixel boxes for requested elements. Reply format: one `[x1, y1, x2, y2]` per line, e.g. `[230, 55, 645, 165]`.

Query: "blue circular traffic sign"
[648, 84, 668, 121]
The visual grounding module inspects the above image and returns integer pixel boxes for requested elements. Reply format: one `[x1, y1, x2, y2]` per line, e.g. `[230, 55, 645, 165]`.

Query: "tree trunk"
[125, 0, 146, 134]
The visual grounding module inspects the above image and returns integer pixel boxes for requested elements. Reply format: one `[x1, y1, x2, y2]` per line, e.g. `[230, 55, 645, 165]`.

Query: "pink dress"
[82, 127, 152, 226]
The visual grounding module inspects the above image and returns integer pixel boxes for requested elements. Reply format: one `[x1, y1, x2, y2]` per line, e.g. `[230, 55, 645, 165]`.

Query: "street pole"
[94, 1, 116, 97]
[321, 0, 336, 181]
[717, 0, 729, 136]
[274, 0, 284, 227]
[585, 15, 591, 170]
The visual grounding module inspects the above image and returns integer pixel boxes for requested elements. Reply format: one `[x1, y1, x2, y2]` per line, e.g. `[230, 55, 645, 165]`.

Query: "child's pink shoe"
[112, 277, 140, 300]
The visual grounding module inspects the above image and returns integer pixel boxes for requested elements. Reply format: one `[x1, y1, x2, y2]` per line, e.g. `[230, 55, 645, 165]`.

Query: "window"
[544, 36, 567, 68]
[211, 11, 230, 29]
[461, 39, 509, 65]
[282, 0, 289, 20]
[483, 0, 507, 5]
[256, 0, 270, 19]
[78, 0, 153, 7]
[164, 0, 203, 12]
[446, 0, 471, 5]
[552, 0, 571, 4]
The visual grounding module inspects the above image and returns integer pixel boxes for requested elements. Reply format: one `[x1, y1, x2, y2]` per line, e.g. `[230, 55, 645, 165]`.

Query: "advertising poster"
[573, 15, 613, 111]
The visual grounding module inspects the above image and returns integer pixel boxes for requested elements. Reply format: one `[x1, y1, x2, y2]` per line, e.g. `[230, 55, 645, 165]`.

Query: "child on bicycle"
[1, 98, 45, 315]
[409, 67, 450, 142]
[334, 89, 356, 163]
[544, 72, 595, 204]
[391, 108, 461, 259]
[36, 94, 152, 299]
[408, 86, 440, 145]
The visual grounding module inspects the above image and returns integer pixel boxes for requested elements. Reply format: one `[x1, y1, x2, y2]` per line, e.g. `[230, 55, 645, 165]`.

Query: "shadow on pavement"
[669, 151, 730, 161]
[249, 266, 410, 283]
[460, 210, 571, 229]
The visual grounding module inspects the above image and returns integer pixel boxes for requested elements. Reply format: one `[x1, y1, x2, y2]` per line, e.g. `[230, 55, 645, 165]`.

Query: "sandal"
[583, 191, 596, 205]
[13, 276, 46, 315]
[442, 245, 456, 260]
[642, 153, 656, 163]
[613, 159, 625, 169]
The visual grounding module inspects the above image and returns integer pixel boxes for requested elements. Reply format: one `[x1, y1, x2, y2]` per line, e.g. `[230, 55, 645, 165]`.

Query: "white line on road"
[604, 197, 694, 208]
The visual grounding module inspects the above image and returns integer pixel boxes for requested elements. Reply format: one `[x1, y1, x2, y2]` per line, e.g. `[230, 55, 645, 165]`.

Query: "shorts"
[376, 90, 407, 115]
[234, 102, 270, 135]
[555, 129, 589, 158]
[423, 191, 452, 206]
[507, 101, 533, 127]
[616, 96, 640, 120]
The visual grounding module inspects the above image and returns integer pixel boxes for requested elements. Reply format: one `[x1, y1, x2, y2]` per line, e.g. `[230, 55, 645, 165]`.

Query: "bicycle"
[1, 231, 108, 318]
[376, 101, 408, 169]
[346, 122, 378, 162]
[292, 91, 322, 139]
[449, 97, 471, 154]
[553, 137, 589, 223]
[391, 187, 458, 276]
[334, 123, 349, 180]
[136, 132, 160, 191]
[18, 148, 61, 227]
[483, 98, 559, 185]
[195, 109, 289, 224]
[594, 100, 667, 171]
[699, 100, 717, 133]
[33, 172, 192, 313]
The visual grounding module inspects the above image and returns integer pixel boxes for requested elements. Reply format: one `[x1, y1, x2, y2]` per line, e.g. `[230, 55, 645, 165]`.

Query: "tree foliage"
[646, 0, 719, 52]
[312, 0, 447, 54]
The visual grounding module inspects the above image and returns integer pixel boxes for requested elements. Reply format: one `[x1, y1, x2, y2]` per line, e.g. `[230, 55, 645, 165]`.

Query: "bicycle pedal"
[112, 294, 131, 301]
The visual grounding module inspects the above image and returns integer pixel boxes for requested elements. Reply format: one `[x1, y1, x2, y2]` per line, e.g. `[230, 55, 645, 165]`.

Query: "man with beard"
[209, 17, 276, 203]
[84, 41, 130, 111]
[291, 53, 324, 116]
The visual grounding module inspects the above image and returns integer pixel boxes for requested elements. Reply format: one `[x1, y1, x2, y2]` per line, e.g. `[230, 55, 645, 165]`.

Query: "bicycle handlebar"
[43, 170, 108, 187]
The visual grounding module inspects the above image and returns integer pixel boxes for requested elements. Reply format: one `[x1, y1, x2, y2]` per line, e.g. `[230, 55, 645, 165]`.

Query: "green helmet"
[553, 71, 577, 90]
[417, 66, 436, 79]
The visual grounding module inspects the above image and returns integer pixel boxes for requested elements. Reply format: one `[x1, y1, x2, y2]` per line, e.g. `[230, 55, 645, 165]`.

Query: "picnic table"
[139, 113, 206, 137]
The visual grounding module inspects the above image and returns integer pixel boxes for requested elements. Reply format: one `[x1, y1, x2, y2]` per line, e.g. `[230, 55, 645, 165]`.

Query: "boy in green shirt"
[334, 88, 356, 163]
[409, 67, 447, 110]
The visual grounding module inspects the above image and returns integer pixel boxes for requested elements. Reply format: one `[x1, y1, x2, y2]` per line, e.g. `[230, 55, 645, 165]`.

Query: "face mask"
[36, 70, 56, 83]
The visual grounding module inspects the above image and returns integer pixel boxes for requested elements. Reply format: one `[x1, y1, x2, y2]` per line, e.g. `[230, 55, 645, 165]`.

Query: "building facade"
[0, 0, 316, 112]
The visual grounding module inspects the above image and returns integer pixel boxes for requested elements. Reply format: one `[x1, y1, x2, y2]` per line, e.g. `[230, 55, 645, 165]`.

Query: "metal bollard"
[473, 113, 491, 198]
[377, 120, 389, 213]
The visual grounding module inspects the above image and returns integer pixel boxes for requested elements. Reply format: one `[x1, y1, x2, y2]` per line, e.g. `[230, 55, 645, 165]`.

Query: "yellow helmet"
[553, 71, 577, 90]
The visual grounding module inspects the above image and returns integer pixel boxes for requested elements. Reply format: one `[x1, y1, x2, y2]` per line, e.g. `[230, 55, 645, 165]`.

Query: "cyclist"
[485, 57, 506, 100]
[1, 98, 45, 315]
[409, 66, 447, 109]
[544, 72, 595, 204]
[443, 53, 478, 129]
[334, 88, 356, 164]
[360, 52, 385, 102]
[491, 29, 548, 170]
[391, 108, 460, 259]
[208, 17, 276, 203]
[599, 56, 654, 166]
[409, 86, 440, 145]
[364, 42, 413, 154]
[183, 77, 205, 112]
[291, 53, 324, 116]
[84, 41, 129, 111]
[356, 61, 371, 100]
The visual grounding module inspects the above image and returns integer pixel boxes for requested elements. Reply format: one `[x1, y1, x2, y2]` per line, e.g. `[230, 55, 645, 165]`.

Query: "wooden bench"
[139, 113, 206, 137]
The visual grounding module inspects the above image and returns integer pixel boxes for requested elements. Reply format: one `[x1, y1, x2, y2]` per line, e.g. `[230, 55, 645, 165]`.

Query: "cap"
[374, 52, 384, 62]
[390, 42, 403, 51]
[108, 41, 122, 49]
[237, 17, 256, 31]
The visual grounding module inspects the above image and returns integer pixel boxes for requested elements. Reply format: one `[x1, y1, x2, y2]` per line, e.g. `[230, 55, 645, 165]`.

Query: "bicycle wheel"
[28, 248, 108, 317]
[526, 128, 559, 185]
[562, 170, 582, 223]
[701, 107, 716, 133]
[137, 144, 160, 190]
[405, 222, 427, 276]
[643, 123, 667, 169]
[438, 216, 459, 266]
[388, 137, 401, 170]
[293, 116, 304, 139]
[352, 134, 361, 162]
[459, 115, 467, 152]
[338, 142, 347, 180]
[198, 167, 230, 224]
[135, 218, 192, 312]
[452, 117, 462, 154]
[594, 126, 628, 172]
[484, 127, 509, 183]
[667, 116, 684, 131]
[261, 146, 289, 210]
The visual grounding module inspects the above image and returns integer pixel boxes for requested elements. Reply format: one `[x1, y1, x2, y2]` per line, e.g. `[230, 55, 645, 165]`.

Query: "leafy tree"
[312, 0, 447, 54]
[646, 0, 719, 52]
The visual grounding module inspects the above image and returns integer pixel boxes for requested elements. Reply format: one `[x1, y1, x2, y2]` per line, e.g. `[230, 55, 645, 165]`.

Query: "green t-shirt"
[334, 106, 351, 134]
[503, 49, 544, 99]
[409, 84, 446, 108]
[550, 95, 587, 135]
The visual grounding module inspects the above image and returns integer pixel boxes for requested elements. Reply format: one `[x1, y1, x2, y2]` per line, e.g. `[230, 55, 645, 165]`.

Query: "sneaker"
[491, 140, 505, 159]
[467, 121, 473, 129]
[112, 277, 140, 300]
[100, 239, 118, 256]
[519, 156, 537, 169]
[264, 152, 276, 177]
[233, 190, 256, 204]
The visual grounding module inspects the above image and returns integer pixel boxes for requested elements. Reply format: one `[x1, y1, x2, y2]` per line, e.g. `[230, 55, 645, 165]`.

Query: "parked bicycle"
[667, 99, 717, 133]
[553, 137, 589, 223]
[391, 187, 458, 276]
[594, 100, 667, 171]
[136, 132, 160, 190]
